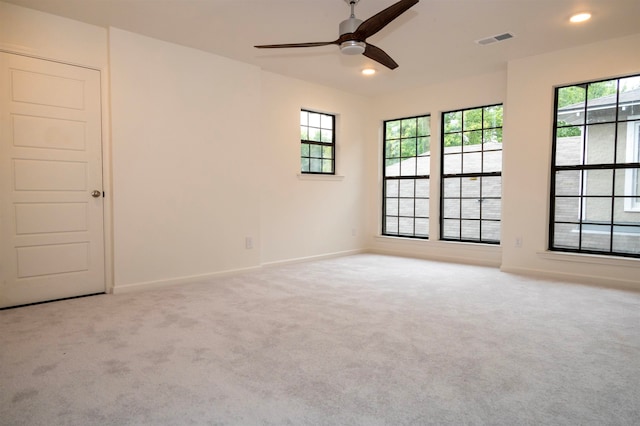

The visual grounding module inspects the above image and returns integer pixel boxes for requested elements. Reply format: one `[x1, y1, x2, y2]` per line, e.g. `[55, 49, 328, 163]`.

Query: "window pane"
[386, 120, 400, 139]
[310, 145, 322, 157]
[320, 114, 333, 129]
[385, 159, 400, 177]
[584, 169, 613, 196]
[583, 197, 612, 222]
[417, 137, 430, 155]
[415, 199, 429, 217]
[322, 146, 333, 159]
[301, 143, 310, 157]
[461, 199, 480, 219]
[554, 197, 580, 222]
[586, 123, 615, 164]
[555, 170, 581, 196]
[555, 133, 583, 166]
[484, 128, 502, 144]
[463, 130, 483, 151]
[321, 129, 333, 143]
[444, 132, 462, 148]
[463, 108, 483, 131]
[310, 159, 322, 172]
[442, 219, 460, 239]
[415, 218, 429, 237]
[399, 199, 414, 217]
[386, 198, 398, 215]
[461, 177, 480, 198]
[417, 116, 430, 136]
[399, 180, 415, 197]
[416, 155, 429, 175]
[618, 76, 640, 118]
[301, 158, 310, 172]
[443, 199, 460, 218]
[617, 120, 640, 165]
[483, 150, 502, 173]
[443, 154, 462, 174]
[554, 223, 580, 249]
[386, 180, 399, 197]
[300, 126, 308, 140]
[401, 118, 417, 137]
[482, 176, 502, 198]
[322, 159, 333, 173]
[400, 158, 417, 176]
[443, 177, 460, 197]
[483, 105, 503, 128]
[557, 85, 586, 123]
[386, 139, 400, 159]
[481, 221, 501, 242]
[461, 220, 480, 240]
[415, 179, 429, 198]
[463, 152, 482, 174]
[581, 229, 611, 252]
[401, 138, 417, 157]
[586, 80, 618, 124]
[444, 112, 462, 132]
[385, 216, 398, 234]
[300, 110, 308, 125]
[398, 217, 414, 235]
[612, 229, 640, 255]
[308, 112, 320, 127]
[482, 199, 501, 220]
[614, 197, 640, 225]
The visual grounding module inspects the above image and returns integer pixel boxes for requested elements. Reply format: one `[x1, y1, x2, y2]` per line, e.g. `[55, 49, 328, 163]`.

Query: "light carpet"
[1, 254, 639, 425]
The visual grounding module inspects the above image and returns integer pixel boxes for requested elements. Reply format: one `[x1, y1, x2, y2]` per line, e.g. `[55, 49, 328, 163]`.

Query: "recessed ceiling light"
[362, 68, 376, 76]
[570, 12, 591, 23]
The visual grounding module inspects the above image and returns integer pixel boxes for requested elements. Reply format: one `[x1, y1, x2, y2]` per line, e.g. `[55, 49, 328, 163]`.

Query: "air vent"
[475, 32, 514, 46]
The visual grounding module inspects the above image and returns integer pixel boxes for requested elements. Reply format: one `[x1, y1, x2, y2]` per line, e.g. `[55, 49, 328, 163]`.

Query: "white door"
[0, 53, 105, 308]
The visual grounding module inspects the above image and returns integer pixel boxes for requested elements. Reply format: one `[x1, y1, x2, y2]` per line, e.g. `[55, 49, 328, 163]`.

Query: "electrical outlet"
[515, 237, 522, 248]
[245, 237, 253, 249]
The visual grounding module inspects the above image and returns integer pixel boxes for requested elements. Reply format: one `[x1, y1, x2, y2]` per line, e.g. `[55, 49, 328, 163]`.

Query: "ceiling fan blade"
[363, 43, 399, 70]
[255, 41, 336, 49]
[354, 0, 419, 40]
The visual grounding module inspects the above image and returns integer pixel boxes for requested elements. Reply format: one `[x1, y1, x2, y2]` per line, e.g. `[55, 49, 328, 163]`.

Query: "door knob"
[91, 190, 102, 198]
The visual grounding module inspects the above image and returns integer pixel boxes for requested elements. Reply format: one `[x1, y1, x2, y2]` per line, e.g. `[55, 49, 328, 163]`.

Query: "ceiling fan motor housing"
[339, 17, 365, 55]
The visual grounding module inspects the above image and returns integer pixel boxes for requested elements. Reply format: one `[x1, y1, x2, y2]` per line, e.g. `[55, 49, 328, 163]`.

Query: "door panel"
[0, 53, 104, 308]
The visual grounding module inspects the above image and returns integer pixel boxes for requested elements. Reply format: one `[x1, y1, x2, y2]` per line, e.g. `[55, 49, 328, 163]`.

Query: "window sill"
[537, 250, 639, 268]
[297, 173, 345, 181]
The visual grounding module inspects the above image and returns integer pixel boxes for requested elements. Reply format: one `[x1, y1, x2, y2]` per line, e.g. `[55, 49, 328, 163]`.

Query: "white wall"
[366, 71, 507, 267]
[502, 34, 640, 289]
[0, 2, 107, 69]
[109, 28, 264, 290]
[259, 71, 368, 264]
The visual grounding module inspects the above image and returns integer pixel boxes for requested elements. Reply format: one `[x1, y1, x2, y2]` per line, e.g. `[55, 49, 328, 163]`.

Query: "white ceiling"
[6, 0, 640, 97]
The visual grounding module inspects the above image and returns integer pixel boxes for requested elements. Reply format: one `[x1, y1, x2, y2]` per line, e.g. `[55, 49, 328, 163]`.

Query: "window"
[440, 104, 503, 243]
[300, 110, 335, 174]
[382, 115, 431, 238]
[551, 74, 640, 257]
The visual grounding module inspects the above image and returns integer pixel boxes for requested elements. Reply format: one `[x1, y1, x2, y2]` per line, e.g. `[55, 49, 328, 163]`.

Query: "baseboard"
[112, 250, 366, 294]
[500, 265, 640, 293]
[260, 249, 366, 268]
[367, 247, 501, 268]
[112, 265, 262, 294]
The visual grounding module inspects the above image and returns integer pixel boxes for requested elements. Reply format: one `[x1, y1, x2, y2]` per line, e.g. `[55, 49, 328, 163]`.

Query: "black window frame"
[382, 114, 431, 239]
[300, 109, 336, 175]
[549, 74, 640, 258]
[440, 103, 503, 244]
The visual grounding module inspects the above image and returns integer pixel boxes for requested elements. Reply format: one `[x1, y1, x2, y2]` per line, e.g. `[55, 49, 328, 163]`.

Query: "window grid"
[550, 74, 640, 258]
[440, 104, 503, 244]
[382, 115, 431, 238]
[300, 110, 335, 174]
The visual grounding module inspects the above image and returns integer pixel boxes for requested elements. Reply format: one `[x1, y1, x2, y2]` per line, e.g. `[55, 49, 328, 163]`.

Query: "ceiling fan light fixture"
[340, 40, 366, 55]
[570, 12, 591, 23]
[362, 68, 376, 75]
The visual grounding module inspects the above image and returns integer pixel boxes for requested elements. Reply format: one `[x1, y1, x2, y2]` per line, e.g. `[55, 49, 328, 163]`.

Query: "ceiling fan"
[254, 0, 419, 70]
